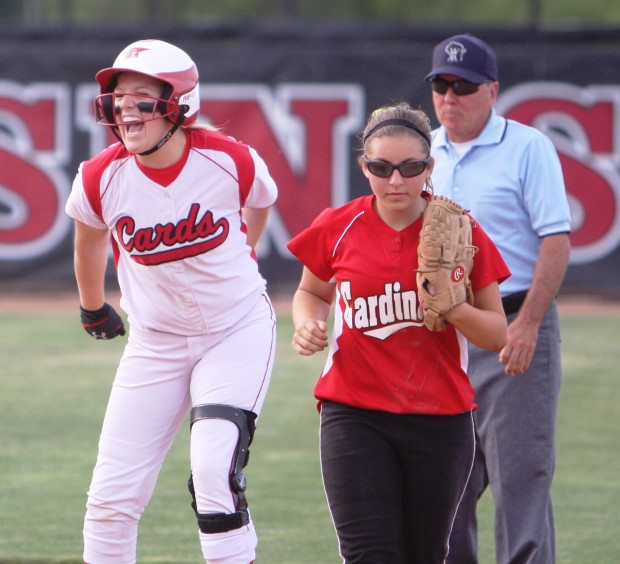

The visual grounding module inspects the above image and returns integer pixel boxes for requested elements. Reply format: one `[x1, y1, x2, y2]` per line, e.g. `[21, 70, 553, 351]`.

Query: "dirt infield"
[0, 292, 84, 313]
[1, 291, 619, 317]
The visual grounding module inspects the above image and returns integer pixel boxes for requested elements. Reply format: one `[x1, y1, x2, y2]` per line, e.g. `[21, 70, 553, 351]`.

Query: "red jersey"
[287, 195, 510, 415]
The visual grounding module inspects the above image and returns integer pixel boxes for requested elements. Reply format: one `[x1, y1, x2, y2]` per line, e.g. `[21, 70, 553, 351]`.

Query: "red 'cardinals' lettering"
[116, 203, 229, 265]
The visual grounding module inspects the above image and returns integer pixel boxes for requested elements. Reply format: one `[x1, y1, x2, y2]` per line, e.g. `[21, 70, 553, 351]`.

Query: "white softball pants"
[83, 294, 276, 564]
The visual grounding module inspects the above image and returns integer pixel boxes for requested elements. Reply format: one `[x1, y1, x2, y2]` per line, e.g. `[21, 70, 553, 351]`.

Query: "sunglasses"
[430, 77, 483, 96]
[364, 157, 430, 178]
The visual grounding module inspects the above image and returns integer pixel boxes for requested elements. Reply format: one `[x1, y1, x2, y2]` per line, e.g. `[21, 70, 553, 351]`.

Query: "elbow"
[472, 314, 508, 352]
[475, 334, 506, 353]
[477, 335, 506, 353]
[487, 321, 508, 352]
[488, 335, 507, 353]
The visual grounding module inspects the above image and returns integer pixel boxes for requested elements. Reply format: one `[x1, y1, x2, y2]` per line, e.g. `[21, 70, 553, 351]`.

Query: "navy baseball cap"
[425, 34, 498, 83]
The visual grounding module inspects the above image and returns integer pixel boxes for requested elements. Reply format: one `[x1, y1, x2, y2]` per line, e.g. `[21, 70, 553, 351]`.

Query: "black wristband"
[80, 303, 108, 323]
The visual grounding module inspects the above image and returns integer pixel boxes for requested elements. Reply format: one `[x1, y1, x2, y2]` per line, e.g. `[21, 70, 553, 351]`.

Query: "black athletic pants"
[319, 401, 475, 564]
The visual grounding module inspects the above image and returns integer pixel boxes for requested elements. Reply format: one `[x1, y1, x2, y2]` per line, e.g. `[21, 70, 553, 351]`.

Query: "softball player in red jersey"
[65, 40, 277, 564]
[288, 103, 510, 563]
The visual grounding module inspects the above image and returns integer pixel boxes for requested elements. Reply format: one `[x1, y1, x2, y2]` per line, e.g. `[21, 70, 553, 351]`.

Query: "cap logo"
[123, 47, 149, 60]
[444, 41, 467, 63]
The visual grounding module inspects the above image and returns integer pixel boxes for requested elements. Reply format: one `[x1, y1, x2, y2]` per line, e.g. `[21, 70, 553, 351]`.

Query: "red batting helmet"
[95, 39, 200, 127]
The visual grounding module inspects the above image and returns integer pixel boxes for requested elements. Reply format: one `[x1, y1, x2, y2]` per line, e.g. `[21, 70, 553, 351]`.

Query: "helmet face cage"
[95, 39, 200, 127]
[95, 88, 178, 127]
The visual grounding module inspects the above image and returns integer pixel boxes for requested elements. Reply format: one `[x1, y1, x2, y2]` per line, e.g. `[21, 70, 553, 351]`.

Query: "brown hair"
[360, 102, 432, 155]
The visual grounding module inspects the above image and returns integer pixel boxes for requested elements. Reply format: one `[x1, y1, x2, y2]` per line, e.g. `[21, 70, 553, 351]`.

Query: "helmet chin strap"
[137, 120, 181, 156]
[110, 106, 187, 156]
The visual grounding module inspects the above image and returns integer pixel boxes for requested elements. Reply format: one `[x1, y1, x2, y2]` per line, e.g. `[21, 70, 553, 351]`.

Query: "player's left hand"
[80, 303, 126, 340]
[499, 315, 538, 376]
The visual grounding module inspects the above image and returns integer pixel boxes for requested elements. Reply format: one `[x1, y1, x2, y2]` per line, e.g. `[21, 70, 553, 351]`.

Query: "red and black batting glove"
[80, 303, 126, 340]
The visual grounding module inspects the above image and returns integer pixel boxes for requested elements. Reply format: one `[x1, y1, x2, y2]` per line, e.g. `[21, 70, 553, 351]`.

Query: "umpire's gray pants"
[447, 303, 561, 564]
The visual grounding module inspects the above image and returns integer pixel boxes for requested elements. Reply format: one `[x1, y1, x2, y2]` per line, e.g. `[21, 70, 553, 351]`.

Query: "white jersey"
[66, 127, 277, 335]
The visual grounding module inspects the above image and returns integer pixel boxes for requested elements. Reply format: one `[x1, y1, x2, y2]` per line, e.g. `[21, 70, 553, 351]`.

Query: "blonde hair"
[186, 119, 222, 132]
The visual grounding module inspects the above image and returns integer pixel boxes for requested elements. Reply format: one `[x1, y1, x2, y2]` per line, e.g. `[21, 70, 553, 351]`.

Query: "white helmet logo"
[122, 47, 148, 61]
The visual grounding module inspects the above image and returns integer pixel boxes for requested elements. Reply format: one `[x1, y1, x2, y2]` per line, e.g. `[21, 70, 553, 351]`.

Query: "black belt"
[502, 290, 528, 316]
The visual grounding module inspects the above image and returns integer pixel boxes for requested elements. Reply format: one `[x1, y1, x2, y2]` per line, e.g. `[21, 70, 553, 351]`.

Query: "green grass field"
[0, 300, 619, 563]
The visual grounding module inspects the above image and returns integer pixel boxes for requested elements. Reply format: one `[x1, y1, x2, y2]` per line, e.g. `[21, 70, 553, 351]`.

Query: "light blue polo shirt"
[430, 109, 572, 297]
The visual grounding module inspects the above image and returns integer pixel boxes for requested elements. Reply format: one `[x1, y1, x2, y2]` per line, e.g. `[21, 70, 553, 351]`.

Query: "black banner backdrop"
[1, 25, 619, 297]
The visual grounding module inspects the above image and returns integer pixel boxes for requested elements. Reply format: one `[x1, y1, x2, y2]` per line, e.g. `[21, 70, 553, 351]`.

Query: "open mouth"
[121, 117, 145, 135]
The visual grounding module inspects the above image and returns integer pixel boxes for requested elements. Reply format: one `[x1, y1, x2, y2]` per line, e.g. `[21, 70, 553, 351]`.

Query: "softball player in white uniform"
[65, 39, 277, 564]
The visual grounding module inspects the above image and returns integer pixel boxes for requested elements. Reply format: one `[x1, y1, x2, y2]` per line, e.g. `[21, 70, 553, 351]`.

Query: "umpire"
[424, 34, 572, 563]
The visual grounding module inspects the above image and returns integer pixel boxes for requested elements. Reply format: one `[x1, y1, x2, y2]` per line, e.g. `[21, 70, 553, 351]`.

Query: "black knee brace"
[187, 404, 257, 534]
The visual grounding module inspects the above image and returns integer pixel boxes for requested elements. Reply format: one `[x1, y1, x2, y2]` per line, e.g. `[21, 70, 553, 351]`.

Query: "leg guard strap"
[188, 477, 250, 533]
[197, 510, 249, 534]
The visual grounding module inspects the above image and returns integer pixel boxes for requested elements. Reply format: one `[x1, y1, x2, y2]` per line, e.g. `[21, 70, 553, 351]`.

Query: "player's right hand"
[292, 319, 328, 356]
[80, 303, 126, 340]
